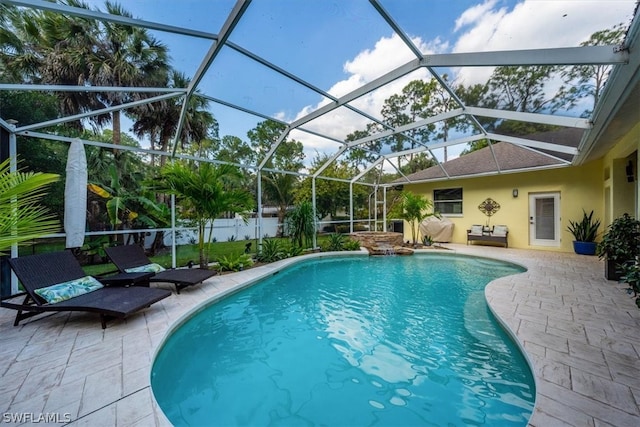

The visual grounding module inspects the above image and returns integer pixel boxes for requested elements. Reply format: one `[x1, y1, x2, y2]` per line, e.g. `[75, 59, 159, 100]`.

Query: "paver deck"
[1, 245, 638, 426]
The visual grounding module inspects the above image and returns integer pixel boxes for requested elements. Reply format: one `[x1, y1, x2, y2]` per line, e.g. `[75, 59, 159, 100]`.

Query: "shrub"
[257, 238, 285, 263]
[325, 233, 345, 251]
[343, 238, 361, 251]
[335, 224, 366, 233]
[282, 242, 303, 258]
[217, 253, 254, 272]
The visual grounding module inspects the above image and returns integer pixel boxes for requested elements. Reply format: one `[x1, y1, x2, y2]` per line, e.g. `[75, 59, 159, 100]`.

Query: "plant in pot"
[620, 260, 640, 309]
[566, 210, 600, 255]
[597, 213, 640, 281]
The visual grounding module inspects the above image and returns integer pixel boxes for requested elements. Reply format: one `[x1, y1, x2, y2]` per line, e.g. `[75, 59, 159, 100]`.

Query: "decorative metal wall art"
[478, 198, 500, 225]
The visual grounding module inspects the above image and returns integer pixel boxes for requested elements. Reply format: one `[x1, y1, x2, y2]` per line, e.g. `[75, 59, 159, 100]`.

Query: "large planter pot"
[605, 258, 622, 281]
[573, 241, 597, 255]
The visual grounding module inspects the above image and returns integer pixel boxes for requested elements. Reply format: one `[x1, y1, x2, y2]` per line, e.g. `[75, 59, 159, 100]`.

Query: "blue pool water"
[152, 254, 535, 426]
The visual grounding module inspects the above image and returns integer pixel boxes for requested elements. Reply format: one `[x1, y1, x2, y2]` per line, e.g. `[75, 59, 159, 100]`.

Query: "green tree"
[248, 120, 304, 235]
[488, 65, 556, 113]
[0, 1, 100, 129]
[215, 135, 255, 165]
[132, 70, 217, 167]
[212, 135, 256, 194]
[455, 82, 498, 132]
[88, 1, 169, 148]
[295, 153, 369, 222]
[555, 23, 626, 116]
[284, 200, 316, 249]
[381, 79, 436, 169]
[1, 91, 67, 219]
[156, 162, 254, 268]
[1, 1, 170, 144]
[345, 125, 382, 172]
[87, 164, 166, 236]
[398, 152, 437, 175]
[0, 159, 60, 254]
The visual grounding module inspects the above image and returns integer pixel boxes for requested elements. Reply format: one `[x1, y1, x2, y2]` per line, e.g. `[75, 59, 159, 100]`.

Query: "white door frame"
[529, 192, 561, 247]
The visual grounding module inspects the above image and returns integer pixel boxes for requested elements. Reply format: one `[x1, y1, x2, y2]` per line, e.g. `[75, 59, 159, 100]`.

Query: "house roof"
[395, 128, 583, 183]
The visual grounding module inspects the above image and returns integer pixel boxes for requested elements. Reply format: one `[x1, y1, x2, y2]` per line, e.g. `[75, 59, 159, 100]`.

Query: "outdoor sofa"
[466, 224, 509, 247]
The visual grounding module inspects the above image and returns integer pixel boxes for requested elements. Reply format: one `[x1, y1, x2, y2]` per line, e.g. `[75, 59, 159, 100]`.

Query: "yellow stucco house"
[396, 106, 639, 253]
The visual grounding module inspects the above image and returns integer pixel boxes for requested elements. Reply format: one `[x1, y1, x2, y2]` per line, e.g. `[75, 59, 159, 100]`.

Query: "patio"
[1, 244, 639, 426]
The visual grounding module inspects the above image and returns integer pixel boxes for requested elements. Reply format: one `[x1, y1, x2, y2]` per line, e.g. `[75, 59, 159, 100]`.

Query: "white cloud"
[277, 0, 636, 166]
[454, 0, 500, 32]
[453, 0, 636, 85]
[281, 33, 435, 163]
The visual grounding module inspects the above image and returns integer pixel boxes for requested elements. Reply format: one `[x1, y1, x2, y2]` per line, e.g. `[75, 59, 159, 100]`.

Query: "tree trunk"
[277, 205, 286, 237]
[112, 111, 121, 149]
[198, 221, 207, 269]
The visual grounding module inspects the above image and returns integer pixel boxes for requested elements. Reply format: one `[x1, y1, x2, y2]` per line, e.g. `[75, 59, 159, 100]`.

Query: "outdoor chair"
[104, 245, 217, 294]
[1, 251, 172, 329]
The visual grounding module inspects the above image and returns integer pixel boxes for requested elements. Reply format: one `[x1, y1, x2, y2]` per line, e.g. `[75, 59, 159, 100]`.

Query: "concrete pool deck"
[0, 244, 638, 426]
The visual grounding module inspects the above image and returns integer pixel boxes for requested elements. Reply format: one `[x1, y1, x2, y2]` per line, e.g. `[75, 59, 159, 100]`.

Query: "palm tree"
[1, 1, 170, 143]
[0, 1, 103, 130]
[131, 70, 216, 167]
[394, 191, 438, 245]
[285, 200, 316, 249]
[0, 159, 60, 255]
[156, 162, 255, 268]
[89, 1, 170, 148]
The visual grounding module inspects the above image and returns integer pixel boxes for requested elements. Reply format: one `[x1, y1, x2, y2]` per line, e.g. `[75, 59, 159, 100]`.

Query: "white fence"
[158, 217, 280, 247]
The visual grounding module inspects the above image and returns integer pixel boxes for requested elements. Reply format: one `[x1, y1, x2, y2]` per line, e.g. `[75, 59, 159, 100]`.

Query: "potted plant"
[597, 213, 640, 280]
[566, 210, 601, 255]
[620, 260, 640, 308]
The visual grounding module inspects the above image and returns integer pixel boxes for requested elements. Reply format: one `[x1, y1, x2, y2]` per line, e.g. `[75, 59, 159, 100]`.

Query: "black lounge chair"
[1, 251, 171, 329]
[104, 245, 217, 294]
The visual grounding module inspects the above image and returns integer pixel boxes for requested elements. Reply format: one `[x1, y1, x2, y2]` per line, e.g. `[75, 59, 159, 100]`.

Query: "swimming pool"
[152, 254, 535, 426]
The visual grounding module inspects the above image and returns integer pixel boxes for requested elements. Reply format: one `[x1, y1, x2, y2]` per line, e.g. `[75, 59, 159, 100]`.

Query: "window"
[434, 188, 463, 215]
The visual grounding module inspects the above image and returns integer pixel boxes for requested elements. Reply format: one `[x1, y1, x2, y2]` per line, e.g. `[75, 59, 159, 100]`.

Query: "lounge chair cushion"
[125, 263, 166, 274]
[469, 225, 484, 235]
[492, 225, 508, 237]
[35, 276, 104, 304]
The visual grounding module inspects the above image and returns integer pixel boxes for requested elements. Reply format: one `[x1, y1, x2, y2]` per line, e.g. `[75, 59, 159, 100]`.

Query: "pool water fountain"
[349, 231, 413, 255]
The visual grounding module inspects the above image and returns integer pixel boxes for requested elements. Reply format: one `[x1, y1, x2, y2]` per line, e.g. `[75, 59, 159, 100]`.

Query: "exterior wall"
[401, 121, 640, 252]
[601, 121, 640, 225]
[403, 160, 604, 253]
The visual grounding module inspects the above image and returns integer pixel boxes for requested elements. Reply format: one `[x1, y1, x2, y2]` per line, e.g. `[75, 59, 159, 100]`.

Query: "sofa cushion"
[469, 225, 484, 235]
[492, 225, 508, 237]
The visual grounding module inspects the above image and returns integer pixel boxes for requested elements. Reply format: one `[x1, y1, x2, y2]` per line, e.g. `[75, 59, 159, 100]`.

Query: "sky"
[83, 0, 638, 165]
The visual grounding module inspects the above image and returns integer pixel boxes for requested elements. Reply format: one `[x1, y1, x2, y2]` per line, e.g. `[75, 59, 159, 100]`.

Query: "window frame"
[433, 187, 463, 216]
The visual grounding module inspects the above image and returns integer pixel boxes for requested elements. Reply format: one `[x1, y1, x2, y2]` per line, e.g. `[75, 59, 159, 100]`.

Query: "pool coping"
[1, 244, 638, 426]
